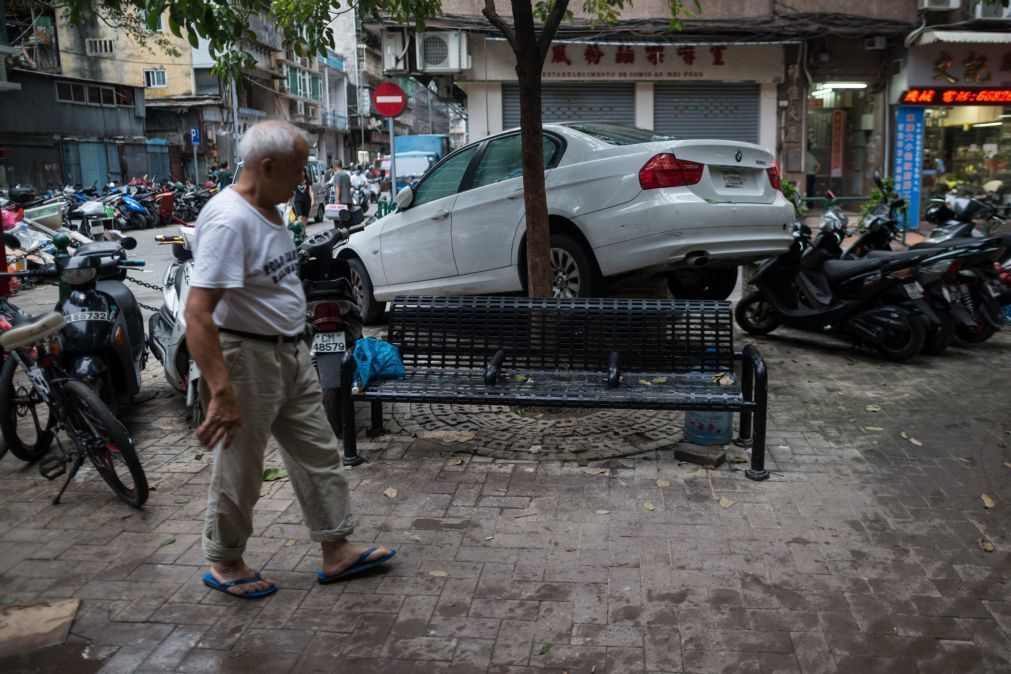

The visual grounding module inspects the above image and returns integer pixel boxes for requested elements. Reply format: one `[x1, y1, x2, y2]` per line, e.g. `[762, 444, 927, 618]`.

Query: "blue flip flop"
[202, 570, 277, 599]
[317, 547, 397, 584]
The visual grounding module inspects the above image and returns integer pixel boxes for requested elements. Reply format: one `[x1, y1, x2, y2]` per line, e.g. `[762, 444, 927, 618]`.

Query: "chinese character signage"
[893, 106, 924, 230]
[830, 110, 845, 179]
[908, 44, 1011, 90]
[900, 87, 1011, 105]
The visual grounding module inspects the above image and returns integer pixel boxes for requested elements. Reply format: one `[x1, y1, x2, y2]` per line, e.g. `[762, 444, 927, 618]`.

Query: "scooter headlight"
[60, 267, 97, 285]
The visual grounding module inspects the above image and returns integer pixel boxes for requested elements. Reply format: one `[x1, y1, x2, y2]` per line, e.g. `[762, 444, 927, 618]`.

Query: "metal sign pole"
[192, 142, 199, 185]
[388, 116, 397, 200]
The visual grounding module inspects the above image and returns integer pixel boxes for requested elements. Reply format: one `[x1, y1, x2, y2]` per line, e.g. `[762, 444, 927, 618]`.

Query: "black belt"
[219, 327, 303, 343]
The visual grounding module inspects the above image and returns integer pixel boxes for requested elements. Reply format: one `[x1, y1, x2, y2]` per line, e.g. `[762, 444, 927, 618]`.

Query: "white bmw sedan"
[338, 123, 795, 322]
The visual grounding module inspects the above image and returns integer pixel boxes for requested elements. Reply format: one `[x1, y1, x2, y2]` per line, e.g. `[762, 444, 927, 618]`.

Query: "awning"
[915, 30, 1011, 46]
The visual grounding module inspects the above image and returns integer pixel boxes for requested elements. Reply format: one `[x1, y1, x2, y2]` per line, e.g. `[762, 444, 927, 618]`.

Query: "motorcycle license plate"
[311, 332, 346, 354]
[905, 282, 924, 299]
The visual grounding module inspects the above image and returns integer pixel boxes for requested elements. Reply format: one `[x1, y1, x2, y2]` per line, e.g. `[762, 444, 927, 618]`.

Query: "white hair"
[238, 120, 310, 165]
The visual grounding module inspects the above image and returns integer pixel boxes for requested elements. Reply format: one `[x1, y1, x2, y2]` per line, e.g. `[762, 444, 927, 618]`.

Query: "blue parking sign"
[190, 128, 200, 145]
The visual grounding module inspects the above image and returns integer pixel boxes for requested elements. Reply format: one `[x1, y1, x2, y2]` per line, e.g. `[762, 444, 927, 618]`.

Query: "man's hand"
[185, 286, 242, 449]
[197, 388, 242, 449]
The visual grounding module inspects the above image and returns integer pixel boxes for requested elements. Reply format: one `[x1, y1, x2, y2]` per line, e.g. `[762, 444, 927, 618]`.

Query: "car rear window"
[563, 123, 674, 145]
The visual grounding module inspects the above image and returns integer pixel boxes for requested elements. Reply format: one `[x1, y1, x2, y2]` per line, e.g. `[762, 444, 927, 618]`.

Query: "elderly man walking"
[185, 120, 394, 599]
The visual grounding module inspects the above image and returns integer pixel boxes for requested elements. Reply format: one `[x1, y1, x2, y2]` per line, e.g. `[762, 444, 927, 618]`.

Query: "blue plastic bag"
[352, 337, 406, 389]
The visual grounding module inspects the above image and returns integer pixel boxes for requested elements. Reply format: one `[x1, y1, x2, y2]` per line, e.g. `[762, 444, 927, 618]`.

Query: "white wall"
[635, 83, 654, 130]
[457, 81, 502, 139]
[760, 82, 777, 153]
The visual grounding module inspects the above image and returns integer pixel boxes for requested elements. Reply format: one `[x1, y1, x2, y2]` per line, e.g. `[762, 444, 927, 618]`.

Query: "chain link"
[122, 275, 163, 313]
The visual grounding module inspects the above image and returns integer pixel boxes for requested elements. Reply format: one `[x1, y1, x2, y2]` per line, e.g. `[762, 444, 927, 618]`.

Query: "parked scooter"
[147, 227, 202, 425]
[736, 217, 936, 361]
[4, 230, 147, 403]
[303, 209, 363, 455]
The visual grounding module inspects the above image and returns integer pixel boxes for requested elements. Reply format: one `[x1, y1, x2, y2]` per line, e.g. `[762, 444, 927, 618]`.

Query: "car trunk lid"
[656, 139, 778, 204]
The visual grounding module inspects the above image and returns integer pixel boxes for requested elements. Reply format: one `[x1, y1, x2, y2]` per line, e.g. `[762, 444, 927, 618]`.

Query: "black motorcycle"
[736, 219, 936, 361]
[297, 212, 363, 457]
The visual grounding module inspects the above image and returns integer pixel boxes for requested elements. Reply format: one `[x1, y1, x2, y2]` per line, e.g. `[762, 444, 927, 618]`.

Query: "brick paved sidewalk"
[0, 325, 1009, 673]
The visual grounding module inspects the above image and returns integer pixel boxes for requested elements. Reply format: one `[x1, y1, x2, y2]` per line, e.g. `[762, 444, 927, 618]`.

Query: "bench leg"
[743, 345, 770, 482]
[340, 355, 364, 467]
[736, 357, 754, 448]
[366, 401, 387, 437]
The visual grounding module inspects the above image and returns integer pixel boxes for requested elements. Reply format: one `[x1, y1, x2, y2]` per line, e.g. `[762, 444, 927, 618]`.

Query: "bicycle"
[0, 306, 148, 507]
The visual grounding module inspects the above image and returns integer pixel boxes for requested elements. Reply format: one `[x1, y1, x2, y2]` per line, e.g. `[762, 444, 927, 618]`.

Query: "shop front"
[458, 38, 783, 149]
[893, 32, 1011, 226]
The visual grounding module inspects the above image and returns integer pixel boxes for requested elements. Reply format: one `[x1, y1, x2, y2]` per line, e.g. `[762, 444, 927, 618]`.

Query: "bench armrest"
[484, 349, 506, 385]
[607, 351, 620, 388]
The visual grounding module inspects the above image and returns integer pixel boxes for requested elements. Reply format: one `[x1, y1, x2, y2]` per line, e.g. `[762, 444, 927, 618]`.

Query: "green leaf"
[514, 374, 528, 382]
[174, 498, 190, 505]
[194, 452, 204, 461]
[187, 28, 200, 49]
[0, 596, 16, 605]
[651, 377, 669, 384]
[537, 644, 552, 656]
[263, 467, 289, 482]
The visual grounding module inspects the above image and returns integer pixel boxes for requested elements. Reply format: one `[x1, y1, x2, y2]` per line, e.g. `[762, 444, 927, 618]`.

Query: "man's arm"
[185, 287, 242, 449]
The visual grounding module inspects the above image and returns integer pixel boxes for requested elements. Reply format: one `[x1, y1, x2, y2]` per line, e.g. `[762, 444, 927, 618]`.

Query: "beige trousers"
[201, 333, 354, 562]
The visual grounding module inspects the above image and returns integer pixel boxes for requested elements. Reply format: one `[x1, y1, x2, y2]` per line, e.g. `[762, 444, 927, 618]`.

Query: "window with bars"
[85, 38, 114, 56]
[144, 69, 167, 88]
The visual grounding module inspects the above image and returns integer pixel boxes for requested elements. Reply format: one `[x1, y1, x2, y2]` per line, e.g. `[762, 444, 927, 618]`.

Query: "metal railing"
[321, 111, 349, 131]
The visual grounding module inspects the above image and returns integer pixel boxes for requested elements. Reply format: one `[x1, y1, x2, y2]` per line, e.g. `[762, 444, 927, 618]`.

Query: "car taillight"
[766, 164, 782, 192]
[638, 154, 704, 190]
[312, 302, 341, 331]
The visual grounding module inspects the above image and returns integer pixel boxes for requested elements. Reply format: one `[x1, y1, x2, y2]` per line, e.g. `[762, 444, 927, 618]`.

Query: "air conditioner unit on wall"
[382, 31, 409, 74]
[918, 0, 960, 9]
[415, 31, 470, 74]
[974, 0, 1011, 18]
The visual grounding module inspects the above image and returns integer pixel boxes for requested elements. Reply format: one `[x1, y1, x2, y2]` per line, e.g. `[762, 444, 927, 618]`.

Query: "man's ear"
[259, 157, 274, 178]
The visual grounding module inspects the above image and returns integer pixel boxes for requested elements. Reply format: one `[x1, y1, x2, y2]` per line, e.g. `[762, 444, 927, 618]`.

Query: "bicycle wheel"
[0, 354, 55, 462]
[62, 380, 148, 507]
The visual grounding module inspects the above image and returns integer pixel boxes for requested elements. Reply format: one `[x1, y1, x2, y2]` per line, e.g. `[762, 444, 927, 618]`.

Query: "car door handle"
[507, 187, 524, 199]
[432, 209, 450, 220]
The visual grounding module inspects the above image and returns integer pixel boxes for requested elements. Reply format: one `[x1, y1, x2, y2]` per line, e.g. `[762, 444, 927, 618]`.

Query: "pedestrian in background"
[185, 119, 395, 599]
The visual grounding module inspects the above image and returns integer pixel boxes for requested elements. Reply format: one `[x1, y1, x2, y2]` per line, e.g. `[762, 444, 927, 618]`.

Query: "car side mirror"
[872, 170, 884, 191]
[395, 186, 414, 210]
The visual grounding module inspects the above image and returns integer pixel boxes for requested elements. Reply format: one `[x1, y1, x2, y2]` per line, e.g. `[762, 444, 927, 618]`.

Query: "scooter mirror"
[121, 237, 137, 250]
[872, 170, 884, 191]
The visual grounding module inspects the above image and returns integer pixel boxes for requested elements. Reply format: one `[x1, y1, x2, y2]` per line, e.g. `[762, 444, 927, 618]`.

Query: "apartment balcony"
[322, 111, 349, 131]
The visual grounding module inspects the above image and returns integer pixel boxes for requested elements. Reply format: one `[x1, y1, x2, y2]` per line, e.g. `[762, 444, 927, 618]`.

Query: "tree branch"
[481, 0, 517, 51]
[537, 0, 570, 64]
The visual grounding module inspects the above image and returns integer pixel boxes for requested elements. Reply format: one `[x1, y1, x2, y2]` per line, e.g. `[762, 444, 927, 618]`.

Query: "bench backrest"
[387, 296, 735, 373]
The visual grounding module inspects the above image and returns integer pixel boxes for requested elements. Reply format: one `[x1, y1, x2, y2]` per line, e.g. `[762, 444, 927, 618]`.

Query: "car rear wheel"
[549, 235, 598, 299]
[348, 258, 386, 324]
[667, 267, 739, 301]
[314, 203, 324, 223]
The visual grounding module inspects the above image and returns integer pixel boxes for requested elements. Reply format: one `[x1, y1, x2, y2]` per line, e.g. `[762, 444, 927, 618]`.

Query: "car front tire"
[667, 267, 739, 301]
[348, 258, 386, 324]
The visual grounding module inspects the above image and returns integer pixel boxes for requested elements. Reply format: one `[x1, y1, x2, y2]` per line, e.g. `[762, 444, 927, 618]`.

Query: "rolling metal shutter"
[502, 83, 636, 129]
[653, 83, 759, 143]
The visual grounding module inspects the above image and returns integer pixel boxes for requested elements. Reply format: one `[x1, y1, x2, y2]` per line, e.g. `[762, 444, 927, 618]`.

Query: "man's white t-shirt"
[190, 187, 306, 336]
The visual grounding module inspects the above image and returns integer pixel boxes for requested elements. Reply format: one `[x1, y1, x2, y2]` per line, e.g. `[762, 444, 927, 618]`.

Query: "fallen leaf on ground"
[982, 494, 996, 509]
[865, 404, 882, 413]
[284, 539, 297, 547]
[496, 488, 509, 493]
[865, 427, 884, 432]
[174, 498, 189, 505]
[451, 458, 465, 465]
[594, 509, 611, 515]
[978, 538, 995, 553]
[194, 453, 203, 461]
[637, 379, 653, 386]
[651, 377, 669, 384]
[429, 570, 448, 577]
[583, 468, 608, 476]
[0, 596, 15, 605]
[656, 478, 671, 487]
[417, 430, 477, 443]
[719, 497, 735, 509]
[537, 644, 552, 656]
[643, 502, 656, 511]
[529, 445, 542, 454]
[514, 374, 527, 382]
[383, 487, 398, 499]
[263, 467, 288, 482]
[485, 536, 494, 541]
[729, 456, 749, 464]
[259, 484, 272, 497]
[716, 373, 735, 387]
[1005, 462, 1011, 469]
[908, 436, 923, 447]
[159, 537, 175, 547]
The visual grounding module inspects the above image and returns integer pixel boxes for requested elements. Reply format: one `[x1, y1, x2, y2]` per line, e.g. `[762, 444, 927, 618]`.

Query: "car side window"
[307, 162, 321, 184]
[412, 147, 477, 208]
[471, 135, 560, 189]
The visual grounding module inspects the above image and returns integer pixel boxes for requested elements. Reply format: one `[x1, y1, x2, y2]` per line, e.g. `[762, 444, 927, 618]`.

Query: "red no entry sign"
[374, 82, 406, 118]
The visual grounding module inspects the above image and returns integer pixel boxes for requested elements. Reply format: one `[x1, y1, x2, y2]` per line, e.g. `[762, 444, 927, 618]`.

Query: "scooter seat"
[822, 258, 887, 284]
[75, 241, 122, 258]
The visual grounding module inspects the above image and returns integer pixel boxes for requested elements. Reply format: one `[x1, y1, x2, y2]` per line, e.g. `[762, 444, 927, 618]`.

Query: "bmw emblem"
[735, 151, 743, 163]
